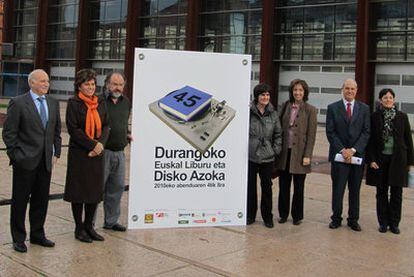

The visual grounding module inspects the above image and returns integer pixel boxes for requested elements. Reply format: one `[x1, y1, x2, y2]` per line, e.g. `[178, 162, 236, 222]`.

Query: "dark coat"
[326, 100, 370, 162]
[276, 101, 317, 174]
[64, 95, 109, 203]
[2, 92, 62, 172]
[248, 102, 282, 164]
[366, 109, 414, 187]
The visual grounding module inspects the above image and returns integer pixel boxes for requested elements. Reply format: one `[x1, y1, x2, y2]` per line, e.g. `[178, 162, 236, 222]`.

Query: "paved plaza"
[0, 101, 413, 276]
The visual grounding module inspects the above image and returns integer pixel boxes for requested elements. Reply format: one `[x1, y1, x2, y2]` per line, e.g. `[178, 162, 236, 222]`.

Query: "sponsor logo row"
[143, 211, 243, 224]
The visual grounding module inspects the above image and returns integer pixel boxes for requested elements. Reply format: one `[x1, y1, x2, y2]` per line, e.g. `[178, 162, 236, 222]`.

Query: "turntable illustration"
[149, 85, 236, 153]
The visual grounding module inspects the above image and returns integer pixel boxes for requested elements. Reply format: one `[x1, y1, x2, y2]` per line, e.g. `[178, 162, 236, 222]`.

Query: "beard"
[111, 91, 122, 98]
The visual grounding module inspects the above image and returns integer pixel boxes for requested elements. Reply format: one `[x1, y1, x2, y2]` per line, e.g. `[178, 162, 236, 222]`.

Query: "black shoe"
[329, 221, 341, 229]
[85, 228, 105, 241]
[30, 237, 55, 247]
[278, 218, 287, 224]
[389, 225, 400, 234]
[293, 219, 302, 226]
[347, 222, 362, 232]
[104, 223, 126, 232]
[246, 218, 255, 225]
[378, 225, 387, 233]
[13, 242, 27, 253]
[75, 229, 93, 243]
[264, 220, 274, 228]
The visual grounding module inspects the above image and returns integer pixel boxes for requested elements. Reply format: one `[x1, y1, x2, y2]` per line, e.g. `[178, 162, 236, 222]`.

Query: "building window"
[46, 0, 79, 60]
[1, 62, 33, 97]
[376, 74, 400, 86]
[199, 1, 262, 61]
[321, 87, 342, 94]
[275, 1, 357, 61]
[138, 0, 188, 50]
[401, 103, 414, 114]
[13, 0, 38, 58]
[370, 0, 413, 61]
[88, 0, 128, 60]
[402, 75, 414, 86]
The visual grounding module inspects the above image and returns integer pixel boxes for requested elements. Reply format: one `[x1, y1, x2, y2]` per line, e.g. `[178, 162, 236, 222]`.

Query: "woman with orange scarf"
[64, 69, 109, 243]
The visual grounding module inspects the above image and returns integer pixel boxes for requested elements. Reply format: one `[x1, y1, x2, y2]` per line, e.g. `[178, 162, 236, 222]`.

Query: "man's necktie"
[346, 102, 352, 120]
[37, 97, 47, 128]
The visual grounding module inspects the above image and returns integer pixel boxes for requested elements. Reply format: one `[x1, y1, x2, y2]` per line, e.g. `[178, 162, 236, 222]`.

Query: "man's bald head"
[28, 69, 50, 96]
[342, 78, 358, 102]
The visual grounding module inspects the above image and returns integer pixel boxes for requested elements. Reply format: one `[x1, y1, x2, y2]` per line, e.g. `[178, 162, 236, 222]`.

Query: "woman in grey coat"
[276, 79, 317, 225]
[247, 83, 282, 228]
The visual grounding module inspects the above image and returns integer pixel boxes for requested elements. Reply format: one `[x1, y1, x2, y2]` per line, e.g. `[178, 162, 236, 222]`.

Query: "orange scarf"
[78, 92, 102, 139]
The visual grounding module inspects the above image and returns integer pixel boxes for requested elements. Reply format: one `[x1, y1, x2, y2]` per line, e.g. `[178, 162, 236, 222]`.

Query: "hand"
[303, 157, 311, 166]
[52, 156, 58, 169]
[88, 151, 98, 157]
[93, 142, 104, 155]
[370, 162, 379, 169]
[344, 156, 352, 164]
[341, 148, 354, 159]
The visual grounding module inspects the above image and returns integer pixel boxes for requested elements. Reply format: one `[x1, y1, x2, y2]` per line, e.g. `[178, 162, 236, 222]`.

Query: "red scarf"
[78, 92, 102, 139]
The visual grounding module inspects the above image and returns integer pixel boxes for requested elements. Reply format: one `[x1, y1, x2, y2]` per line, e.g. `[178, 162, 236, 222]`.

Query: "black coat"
[326, 100, 371, 162]
[366, 109, 414, 187]
[64, 95, 109, 203]
[2, 93, 62, 172]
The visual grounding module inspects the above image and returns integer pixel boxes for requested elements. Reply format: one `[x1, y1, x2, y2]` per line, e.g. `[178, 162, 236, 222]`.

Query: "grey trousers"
[103, 150, 126, 227]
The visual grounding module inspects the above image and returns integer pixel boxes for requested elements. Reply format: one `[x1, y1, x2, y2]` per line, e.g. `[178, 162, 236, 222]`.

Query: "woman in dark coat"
[64, 69, 109, 242]
[247, 83, 282, 228]
[276, 79, 317, 225]
[366, 88, 414, 234]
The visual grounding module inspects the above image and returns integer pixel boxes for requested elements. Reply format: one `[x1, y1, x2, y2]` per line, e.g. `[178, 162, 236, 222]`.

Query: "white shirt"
[342, 98, 355, 115]
[30, 90, 49, 121]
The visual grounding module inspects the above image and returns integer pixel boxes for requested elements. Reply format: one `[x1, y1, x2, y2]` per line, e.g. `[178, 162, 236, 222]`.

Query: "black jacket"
[366, 109, 414, 187]
[326, 100, 371, 162]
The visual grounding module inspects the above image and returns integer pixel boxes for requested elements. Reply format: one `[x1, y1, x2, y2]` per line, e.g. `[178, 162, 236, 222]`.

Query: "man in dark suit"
[326, 79, 370, 232]
[3, 69, 62, 252]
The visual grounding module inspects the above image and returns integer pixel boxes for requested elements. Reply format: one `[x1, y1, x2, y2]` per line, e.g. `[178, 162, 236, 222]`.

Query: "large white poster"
[128, 48, 251, 229]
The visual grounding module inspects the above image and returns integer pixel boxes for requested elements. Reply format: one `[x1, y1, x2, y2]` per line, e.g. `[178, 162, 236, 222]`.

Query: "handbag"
[408, 168, 414, 188]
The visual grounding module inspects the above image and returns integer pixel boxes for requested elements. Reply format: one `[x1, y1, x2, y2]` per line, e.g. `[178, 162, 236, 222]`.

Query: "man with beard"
[100, 72, 131, 231]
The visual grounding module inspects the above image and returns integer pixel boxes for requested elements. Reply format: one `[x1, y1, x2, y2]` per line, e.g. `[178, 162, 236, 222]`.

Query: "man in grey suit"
[326, 79, 370, 232]
[3, 69, 62, 252]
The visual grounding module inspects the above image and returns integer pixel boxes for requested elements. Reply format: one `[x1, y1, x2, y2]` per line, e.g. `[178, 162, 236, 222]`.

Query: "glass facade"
[138, 0, 188, 50]
[275, 1, 357, 61]
[1, 62, 33, 97]
[47, 0, 79, 60]
[13, 0, 38, 58]
[2, 0, 414, 110]
[370, 0, 414, 61]
[88, 0, 128, 60]
[199, 0, 262, 60]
